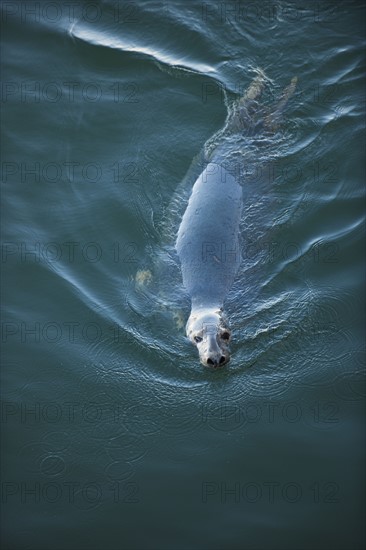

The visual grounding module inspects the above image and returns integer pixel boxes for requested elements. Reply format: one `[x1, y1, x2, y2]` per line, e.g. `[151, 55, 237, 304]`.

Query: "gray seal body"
[176, 162, 242, 310]
[176, 162, 242, 367]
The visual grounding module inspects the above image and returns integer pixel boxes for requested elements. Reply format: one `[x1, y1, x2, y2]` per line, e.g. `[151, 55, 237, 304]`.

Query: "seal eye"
[194, 336, 202, 343]
[221, 332, 230, 341]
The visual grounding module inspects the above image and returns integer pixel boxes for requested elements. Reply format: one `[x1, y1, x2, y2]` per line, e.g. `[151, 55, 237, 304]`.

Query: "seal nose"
[202, 333, 228, 368]
[206, 355, 227, 368]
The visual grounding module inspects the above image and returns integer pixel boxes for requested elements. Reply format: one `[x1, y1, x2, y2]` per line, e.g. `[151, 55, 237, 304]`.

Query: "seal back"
[176, 162, 242, 310]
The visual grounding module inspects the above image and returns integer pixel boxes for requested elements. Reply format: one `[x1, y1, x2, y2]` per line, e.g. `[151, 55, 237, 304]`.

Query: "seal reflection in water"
[176, 74, 297, 367]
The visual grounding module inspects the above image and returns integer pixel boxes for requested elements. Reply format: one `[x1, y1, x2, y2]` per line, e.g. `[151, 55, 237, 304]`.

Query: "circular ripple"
[158, 402, 207, 436]
[41, 431, 70, 452]
[71, 484, 104, 511]
[104, 461, 135, 482]
[106, 434, 147, 463]
[40, 455, 66, 477]
[121, 404, 161, 436]
[331, 369, 366, 402]
[18, 442, 56, 473]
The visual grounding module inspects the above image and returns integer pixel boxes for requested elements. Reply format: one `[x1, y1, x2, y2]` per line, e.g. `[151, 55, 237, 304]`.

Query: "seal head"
[186, 309, 231, 368]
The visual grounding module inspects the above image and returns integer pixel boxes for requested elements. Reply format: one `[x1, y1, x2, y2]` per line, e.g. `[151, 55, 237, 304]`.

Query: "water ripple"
[69, 25, 216, 76]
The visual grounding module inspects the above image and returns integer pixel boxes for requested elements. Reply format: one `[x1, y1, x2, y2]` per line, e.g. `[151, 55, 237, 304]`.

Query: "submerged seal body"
[175, 74, 297, 367]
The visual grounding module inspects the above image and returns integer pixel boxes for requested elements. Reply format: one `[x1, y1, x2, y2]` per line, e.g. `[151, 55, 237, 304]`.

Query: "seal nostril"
[207, 358, 215, 366]
[219, 356, 226, 364]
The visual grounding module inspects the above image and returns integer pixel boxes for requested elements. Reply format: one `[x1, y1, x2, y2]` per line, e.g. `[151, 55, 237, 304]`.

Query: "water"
[1, 1, 365, 549]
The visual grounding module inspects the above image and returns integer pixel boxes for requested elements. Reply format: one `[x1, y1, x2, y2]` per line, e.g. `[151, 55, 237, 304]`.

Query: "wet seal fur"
[176, 73, 297, 368]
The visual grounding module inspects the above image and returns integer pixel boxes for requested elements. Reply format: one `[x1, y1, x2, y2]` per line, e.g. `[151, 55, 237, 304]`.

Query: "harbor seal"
[176, 162, 242, 367]
[176, 74, 297, 368]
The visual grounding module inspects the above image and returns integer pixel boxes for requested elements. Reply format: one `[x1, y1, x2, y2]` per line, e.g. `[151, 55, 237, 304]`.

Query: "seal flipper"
[264, 76, 298, 132]
[238, 72, 267, 106]
[226, 72, 268, 134]
[230, 75, 298, 136]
